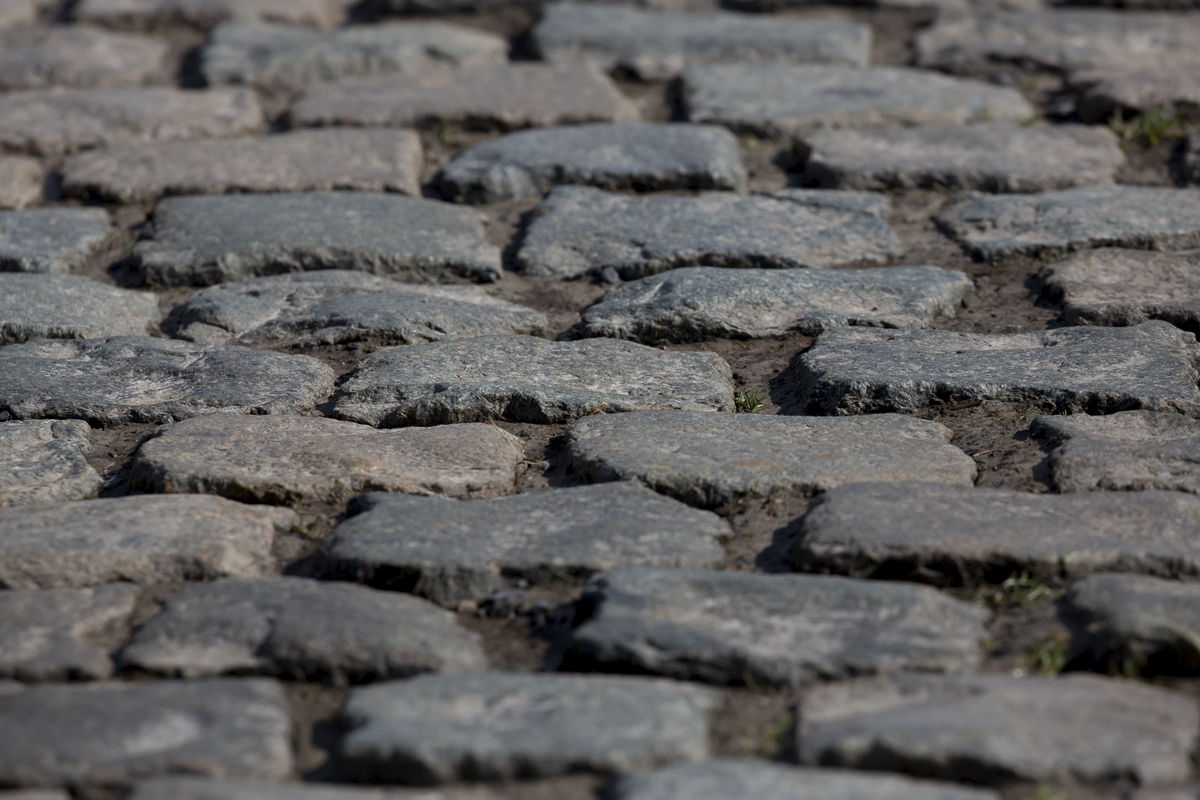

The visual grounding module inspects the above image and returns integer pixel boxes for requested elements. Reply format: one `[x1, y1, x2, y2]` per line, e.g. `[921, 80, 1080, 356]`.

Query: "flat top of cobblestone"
[1039, 248, 1200, 329]
[0, 420, 100, 509]
[0, 273, 159, 342]
[74, 0, 354, 29]
[0, 25, 170, 91]
[0, 156, 43, 211]
[0, 208, 112, 275]
[129, 779, 501, 800]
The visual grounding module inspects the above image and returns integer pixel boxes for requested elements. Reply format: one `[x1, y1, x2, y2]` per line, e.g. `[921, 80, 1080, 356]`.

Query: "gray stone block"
[580, 265, 971, 342]
[0, 0, 38, 28]
[683, 65, 1034, 137]
[339, 673, 719, 784]
[0, 274, 159, 342]
[434, 122, 745, 205]
[796, 322, 1200, 416]
[0, 209, 111, 275]
[515, 187, 901, 280]
[0, 156, 42, 210]
[0, 420, 100, 508]
[0, 678, 292, 787]
[799, 673, 1199, 786]
[62, 129, 423, 204]
[1073, 65, 1200, 124]
[315, 482, 729, 607]
[74, 0, 353, 29]
[566, 411, 976, 508]
[135, 193, 501, 287]
[331, 335, 735, 427]
[0, 26, 169, 91]
[129, 778, 501, 800]
[130, 416, 526, 505]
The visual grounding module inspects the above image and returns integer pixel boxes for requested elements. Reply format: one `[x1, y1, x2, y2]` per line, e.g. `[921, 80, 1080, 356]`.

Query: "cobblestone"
[74, 0, 353, 29]
[0, 209, 111, 275]
[0, 156, 42, 210]
[1039, 248, 1200, 330]
[0, 26, 169, 91]
[0, 274, 159, 342]
[0, 420, 100, 508]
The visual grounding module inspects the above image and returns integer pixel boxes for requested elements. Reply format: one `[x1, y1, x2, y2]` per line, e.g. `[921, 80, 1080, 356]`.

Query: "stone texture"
[566, 411, 976, 508]
[580, 265, 971, 342]
[515, 187, 901, 280]
[339, 673, 718, 784]
[0, 274, 159, 342]
[135, 193, 500, 287]
[566, 567, 989, 686]
[166, 271, 547, 347]
[0, 209, 111, 275]
[74, 0, 353, 29]
[129, 416, 525, 505]
[1073, 65, 1200, 124]
[434, 122, 744, 205]
[0, 336, 334, 427]
[1187, 133, 1200, 188]
[683, 65, 1034, 137]
[533, 5, 869, 80]
[0, 26, 169, 91]
[62, 129, 423, 204]
[0, 88, 264, 158]
[796, 322, 1200, 416]
[331, 335, 735, 427]
[0, 0, 39, 28]
[1039, 249, 1200, 331]
[0, 678, 292, 787]
[129, 779, 501, 800]
[0, 420, 100, 508]
[0, 792, 70, 800]
[799, 673, 1199, 786]
[0, 494, 294, 589]
[315, 483, 729, 607]
[0, 156, 43, 210]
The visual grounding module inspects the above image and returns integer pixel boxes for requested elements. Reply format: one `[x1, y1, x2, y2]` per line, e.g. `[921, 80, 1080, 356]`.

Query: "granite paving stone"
[1134, 787, 1200, 800]
[129, 416, 526, 505]
[796, 322, 1200, 416]
[129, 778, 502, 800]
[74, 0, 354, 29]
[1072, 66, 1200, 124]
[566, 567, 989, 686]
[338, 673, 719, 783]
[515, 187, 901, 280]
[0, 421, 100, 508]
[434, 122, 744, 204]
[135, 193, 501, 287]
[331, 335, 735, 427]
[566, 411, 977, 508]
[0, 494, 294, 589]
[683, 65, 1034, 136]
[1039, 249, 1200, 331]
[0, 678, 292, 787]
[0, 26, 170, 91]
[0, 156, 42, 210]
[0, 336, 335, 427]
[0, 274, 159, 343]
[0, 209, 111, 275]
[314, 483, 729, 607]
[62, 129, 423, 204]
[580, 265, 971, 342]
[0, 0, 38, 28]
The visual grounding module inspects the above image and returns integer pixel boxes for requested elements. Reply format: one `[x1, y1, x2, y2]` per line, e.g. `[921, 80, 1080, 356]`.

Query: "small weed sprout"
[735, 391, 763, 413]
[1108, 105, 1184, 149]
[1017, 635, 1068, 677]
[982, 571, 1050, 608]
[1033, 783, 1067, 800]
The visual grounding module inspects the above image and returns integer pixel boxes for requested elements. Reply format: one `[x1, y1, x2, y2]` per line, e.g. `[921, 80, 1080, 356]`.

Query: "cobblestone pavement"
[3, 1, 1200, 799]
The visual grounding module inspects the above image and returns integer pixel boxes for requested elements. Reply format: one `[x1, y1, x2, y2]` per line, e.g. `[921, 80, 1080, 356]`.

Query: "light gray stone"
[1133, 787, 1200, 800]
[0, 209, 111, 275]
[1039, 249, 1200, 331]
[0, 494, 295, 589]
[0, 26, 170, 91]
[799, 673, 1199, 786]
[0, 792, 71, 800]
[515, 187, 901, 280]
[1073, 65, 1200, 124]
[315, 483, 729, 607]
[0, 274, 159, 342]
[0, 336, 334, 427]
[167, 271, 547, 347]
[580, 265, 971, 342]
[129, 778, 500, 800]
[0, 0, 39, 28]
[566, 411, 976, 508]
[0, 678, 292, 787]
[62, 129, 423, 204]
[339, 673, 718, 784]
[74, 0, 353, 29]
[135, 193, 501, 287]
[797, 322, 1200, 416]
[434, 122, 745, 205]
[0, 420, 100, 508]
[331, 335, 735, 427]
[683, 65, 1034, 137]
[0, 87, 265, 158]
[130, 416, 526, 505]
[0, 156, 42, 210]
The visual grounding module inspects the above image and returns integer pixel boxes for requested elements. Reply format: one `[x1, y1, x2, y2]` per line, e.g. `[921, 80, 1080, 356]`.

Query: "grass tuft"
[735, 391, 763, 413]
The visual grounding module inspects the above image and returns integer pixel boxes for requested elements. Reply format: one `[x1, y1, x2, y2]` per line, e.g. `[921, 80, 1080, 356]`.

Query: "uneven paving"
[0, 208, 111, 274]
[0, 420, 100, 508]
[0, 25, 169, 91]
[0, 584, 138, 680]
[0, 274, 159, 342]
[0, 156, 42, 210]
[1040, 249, 1200, 331]
[128, 779, 502, 800]
[1072, 65, 1200, 124]
[73, 0, 354, 29]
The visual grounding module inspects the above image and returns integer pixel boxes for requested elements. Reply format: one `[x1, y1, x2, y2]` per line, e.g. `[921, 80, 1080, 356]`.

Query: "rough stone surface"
[515, 187, 901, 279]
[798, 123, 1123, 192]
[315, 483, 730, 607]
[129, 779, 501, 800]
[0, 0, 38, 28]
[0, 157, 43, 210]
[799, 673, 1199, 786]
[0, 87, 265, 158]
[0, 26, 170, 91]
[580, 265, 971, 342]
[796, 322, 1200, 416]
[129, 416, 526, 505]
[0, 678, 292, 787]
[332, 336, 734, 427]
[74, 0, 353, 29]
[533, 5, 870, 80]
[135, 193, 500, 287]
[683, 65, 1034, 136]
[0, 274, 160, 342]
[0, 209, 111, 275]
[935, 187, 1200, 260]
[566, 567, 989, 686]
[434, 122, 745, 204]
[1039, 249, 1200, 331]
[794, 481, 1200, 585]
[0, 792, 70, 800]
[0, 336, 335, 427]
[566, 411, 977, 508]
[1073, 65, 1200, 124]
[0, 421, 101, 509]
[0, 494, 295, 589]
[166, 271, 547, 347]
[62, 129, 423, 204]
[339, 673, 719, 784]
